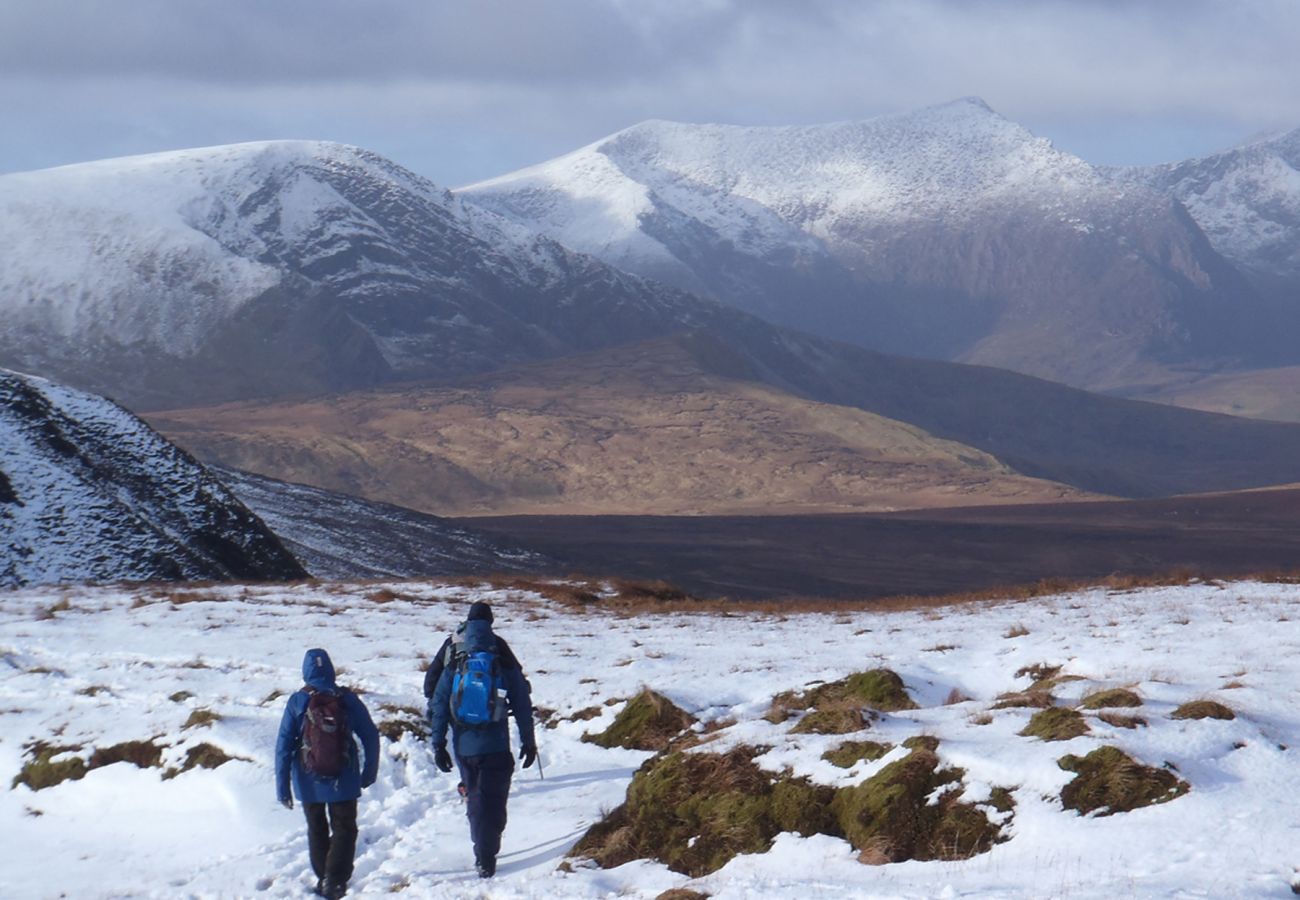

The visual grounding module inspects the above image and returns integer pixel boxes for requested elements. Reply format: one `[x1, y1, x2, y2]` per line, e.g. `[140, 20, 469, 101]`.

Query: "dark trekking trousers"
[304, 799, 358, 886]
[457, 750, 515, 866]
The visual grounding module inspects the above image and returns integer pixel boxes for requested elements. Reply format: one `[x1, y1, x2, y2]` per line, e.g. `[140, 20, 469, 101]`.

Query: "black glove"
[520, 743, 537, 769]
[280, 796, 294, 811]
[361, 774, 376, 789]
[434, 746, 454, 773]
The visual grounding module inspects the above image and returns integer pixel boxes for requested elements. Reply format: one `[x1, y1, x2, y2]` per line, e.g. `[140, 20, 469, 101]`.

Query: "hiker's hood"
[302, 648, 337, 691]
[462, 618, 495, 653]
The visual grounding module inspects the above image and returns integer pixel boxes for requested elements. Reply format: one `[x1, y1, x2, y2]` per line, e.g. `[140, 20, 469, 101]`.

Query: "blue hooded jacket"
[275, 648, 380, 804]
[429, 619, 535, 759]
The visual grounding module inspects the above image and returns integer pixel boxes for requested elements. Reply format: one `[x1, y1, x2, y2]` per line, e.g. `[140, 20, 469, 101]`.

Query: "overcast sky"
[3, 0, 1298, 187]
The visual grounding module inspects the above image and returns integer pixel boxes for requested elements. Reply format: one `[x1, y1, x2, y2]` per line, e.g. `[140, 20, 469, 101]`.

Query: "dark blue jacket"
[429, 619, 536, 759]
[275, 648, 380, 804]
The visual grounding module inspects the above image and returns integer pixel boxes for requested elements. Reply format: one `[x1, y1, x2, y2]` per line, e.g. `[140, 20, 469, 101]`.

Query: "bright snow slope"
[3, 579, 1300, 898]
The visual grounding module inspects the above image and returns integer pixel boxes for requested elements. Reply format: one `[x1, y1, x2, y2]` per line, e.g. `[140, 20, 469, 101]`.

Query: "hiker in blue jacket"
[428, 601, 537, 879]
[276, 648, 380, 900]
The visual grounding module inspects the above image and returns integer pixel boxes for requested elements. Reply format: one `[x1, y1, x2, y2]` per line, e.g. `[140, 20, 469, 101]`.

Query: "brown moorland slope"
[151, 339, 1089, 517]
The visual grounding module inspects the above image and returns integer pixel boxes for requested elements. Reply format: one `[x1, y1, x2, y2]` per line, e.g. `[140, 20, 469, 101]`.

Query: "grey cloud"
[0, 0, 736, 84]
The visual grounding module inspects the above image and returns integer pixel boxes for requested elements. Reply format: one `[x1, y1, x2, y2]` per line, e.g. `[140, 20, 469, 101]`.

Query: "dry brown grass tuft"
[1170, 699, 1236, 721]
[1097, 712, 1148, 729]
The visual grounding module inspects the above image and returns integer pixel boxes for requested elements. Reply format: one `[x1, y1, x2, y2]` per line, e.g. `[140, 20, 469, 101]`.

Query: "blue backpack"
[450, 647, 504, 727]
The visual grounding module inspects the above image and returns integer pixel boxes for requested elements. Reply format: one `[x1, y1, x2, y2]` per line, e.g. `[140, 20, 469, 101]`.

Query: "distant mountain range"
[0, 368, 305, 587]
[5, 107, 1300, 525]
[462, 98, 1300, 393]
[0, 141, 727, 410]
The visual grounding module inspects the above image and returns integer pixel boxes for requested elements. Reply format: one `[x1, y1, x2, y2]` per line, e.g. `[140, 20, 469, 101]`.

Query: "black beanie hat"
[467, 601, 494, 623]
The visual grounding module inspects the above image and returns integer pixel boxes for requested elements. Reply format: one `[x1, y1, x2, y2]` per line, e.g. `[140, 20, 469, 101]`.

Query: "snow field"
[2, 579, 1300, 898]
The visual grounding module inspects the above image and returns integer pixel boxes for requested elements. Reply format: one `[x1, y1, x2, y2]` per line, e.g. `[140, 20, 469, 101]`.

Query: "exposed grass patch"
[1097, 712, 1148, 729]
[1020, 707, 1090, 741]
[1171, 699, 1236, 721]
[377, 704, 431, 743]
[1003, 623, 1030, 638]
[822, 740, 893, 769]
[1080, 688, 1142, 710]
[655, 889, 710, 900]
[767, 669, 916, 725]
[88, 740, 163, 771]
[791, 707, 871, 735]
[944, 688, 972, 705]
[829, 741, 1006, 865]
[571, 738, 1008, 876]
[183, 708, 223, 730]
[570, 746, 830, 876]
[163, 743, 251, 779]
[567, 706, 603, 722]
[1015, 663, 1061, 683]
[11, 743, 87, 790]
[992, 689, 1055, 710]
[582, 688, 696, 751]
[169, 690, 195, 703]
[1058, 746, 1189, 816]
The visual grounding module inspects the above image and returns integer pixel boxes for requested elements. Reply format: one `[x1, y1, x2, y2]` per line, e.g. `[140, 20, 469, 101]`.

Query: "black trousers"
[303, 799, 358, 886]
[456, 750, 515, 864]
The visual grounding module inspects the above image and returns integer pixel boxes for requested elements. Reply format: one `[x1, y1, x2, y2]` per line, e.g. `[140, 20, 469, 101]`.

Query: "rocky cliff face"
[0, 368, 305, 587]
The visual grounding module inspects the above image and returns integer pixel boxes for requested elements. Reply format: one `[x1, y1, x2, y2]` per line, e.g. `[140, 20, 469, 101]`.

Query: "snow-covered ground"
[3, 578, 1300, 898]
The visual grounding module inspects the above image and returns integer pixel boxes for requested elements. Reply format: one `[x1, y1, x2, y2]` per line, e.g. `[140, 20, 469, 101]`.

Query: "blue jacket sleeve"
[504, 666, 536, 750]
[275, 693, 304, 801]
[429, 667, 453, 749]
[346, 691, 381, 787]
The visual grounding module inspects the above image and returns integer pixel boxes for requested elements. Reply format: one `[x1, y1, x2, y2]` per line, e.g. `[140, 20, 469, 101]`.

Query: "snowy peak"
[0, 139, 724, 409]
[1128, 126, 1300, 280]
[460, 99, 1263, 390]
[0, 368, 305, 587]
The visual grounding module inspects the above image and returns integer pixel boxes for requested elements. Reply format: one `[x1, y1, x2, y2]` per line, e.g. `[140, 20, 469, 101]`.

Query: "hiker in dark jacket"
[276, 648, 380, 900]
[428, 601, 537, 879]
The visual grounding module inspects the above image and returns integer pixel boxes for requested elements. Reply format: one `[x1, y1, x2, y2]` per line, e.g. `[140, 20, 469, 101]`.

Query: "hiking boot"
[476, 856, 496, 878]
[312, 878, 326, 897]
[322, 879, 347, 899]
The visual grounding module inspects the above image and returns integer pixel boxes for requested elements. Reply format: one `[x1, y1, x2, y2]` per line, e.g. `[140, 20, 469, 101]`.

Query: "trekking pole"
[537, 746, 545, 781]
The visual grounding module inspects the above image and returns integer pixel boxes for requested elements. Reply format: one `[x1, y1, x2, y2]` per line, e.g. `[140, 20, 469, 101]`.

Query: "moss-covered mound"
[14, 739, 168, 791]
[830, 743, 1005, 864]
[1081, 688, 1142, 710]
[792, 707, 871, 735]
[572, 739, 1007, 875]
[1058, 746, 1189, 815]
[1170, 700, 1235, 721]
[583, 688, 697, 751]
[767, 669, 916, 725]
[88, 740, 163, 770]
[570, 746, 835, 876]
[823, 740, 893, 769]
[1020, 707, 1090, 741]
[11, 743, 87, 790]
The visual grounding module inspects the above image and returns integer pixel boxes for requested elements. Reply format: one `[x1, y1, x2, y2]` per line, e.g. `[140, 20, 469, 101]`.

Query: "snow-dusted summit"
[0, 141, 719, 409]
[0, 368, 305, 587]
[1125, 127, 1300, 286]
[462, 99, 1280, 391]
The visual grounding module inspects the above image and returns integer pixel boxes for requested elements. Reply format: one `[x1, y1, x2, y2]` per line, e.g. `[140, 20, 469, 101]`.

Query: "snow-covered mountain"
[215, 467, 558, 579]
[461, 98, 1283, 391]
[0, 141, 723, 410]
[0, 368, 305, 587]
[1126, 128, 1300, 288]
